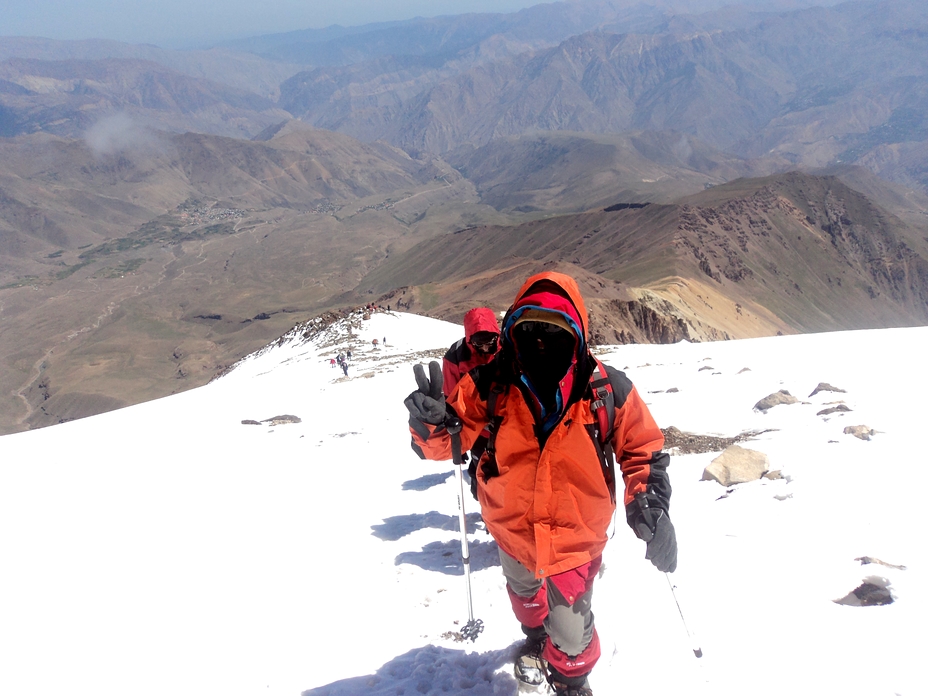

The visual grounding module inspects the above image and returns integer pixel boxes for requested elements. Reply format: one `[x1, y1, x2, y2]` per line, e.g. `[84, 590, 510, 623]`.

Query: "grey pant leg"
[498, 547, 596, 658]
[499, 547, 543, 597]
[545, 576, 595, 658]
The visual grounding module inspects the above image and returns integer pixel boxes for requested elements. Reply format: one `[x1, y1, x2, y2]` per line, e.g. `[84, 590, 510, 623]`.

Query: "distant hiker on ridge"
[404, 271, 677, 696]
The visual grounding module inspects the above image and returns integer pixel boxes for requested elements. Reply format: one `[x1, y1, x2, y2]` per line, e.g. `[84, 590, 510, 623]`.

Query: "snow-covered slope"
[1, 309, 925, 696]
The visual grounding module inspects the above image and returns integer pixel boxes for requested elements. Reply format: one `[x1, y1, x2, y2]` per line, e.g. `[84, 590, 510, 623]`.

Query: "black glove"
[626, 492, 678, 573]
[404, 362, 447, 425]
[464, 453, 480, 500]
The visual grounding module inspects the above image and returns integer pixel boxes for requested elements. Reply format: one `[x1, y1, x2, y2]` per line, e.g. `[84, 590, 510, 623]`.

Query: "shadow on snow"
[402, 471, 454, 491]
[371, 511, 485, 541]
[395, 538, 501, 575]
[301, 643, 519, 695]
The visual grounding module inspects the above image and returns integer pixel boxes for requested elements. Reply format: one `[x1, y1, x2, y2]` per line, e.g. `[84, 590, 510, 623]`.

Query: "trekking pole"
[666, 573, 702, 658]
[446, 417, 484, 642]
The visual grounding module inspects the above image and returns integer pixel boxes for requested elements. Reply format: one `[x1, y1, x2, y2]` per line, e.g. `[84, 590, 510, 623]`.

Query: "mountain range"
[2, 0, 928, 434]
[3, 0, 928, 187]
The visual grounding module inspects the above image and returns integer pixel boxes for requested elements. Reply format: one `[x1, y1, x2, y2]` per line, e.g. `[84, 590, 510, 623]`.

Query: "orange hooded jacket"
[410, 272, 669, 580]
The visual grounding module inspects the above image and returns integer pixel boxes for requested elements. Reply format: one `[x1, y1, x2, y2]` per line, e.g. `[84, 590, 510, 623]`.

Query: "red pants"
[499, 548, 602, 679]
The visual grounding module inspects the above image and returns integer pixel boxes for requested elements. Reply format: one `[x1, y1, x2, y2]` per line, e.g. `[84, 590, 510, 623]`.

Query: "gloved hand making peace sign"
[404, 361, 447, 430]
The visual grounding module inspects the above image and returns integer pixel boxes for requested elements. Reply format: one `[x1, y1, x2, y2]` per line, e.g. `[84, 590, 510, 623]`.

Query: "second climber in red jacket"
[441, 307, 501, 398]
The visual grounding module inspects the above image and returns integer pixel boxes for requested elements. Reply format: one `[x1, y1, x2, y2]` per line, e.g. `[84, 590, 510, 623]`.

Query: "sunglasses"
[515, 321, 566, 335]
[471, 334, 498, 349]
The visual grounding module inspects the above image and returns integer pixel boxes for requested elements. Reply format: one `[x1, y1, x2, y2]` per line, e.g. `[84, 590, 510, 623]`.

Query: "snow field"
[1, 312, 925, 696]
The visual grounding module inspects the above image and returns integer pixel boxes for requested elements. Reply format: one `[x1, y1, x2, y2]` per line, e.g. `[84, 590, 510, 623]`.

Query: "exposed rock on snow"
[810, 382, 847, 397]
[856, 556, 907, 571]
[834, 577, 894, 606]
[817, 404, 851, 416]
[241, 415, 302, 426]
[702, 445, 770, 486]
[844, 425, 875, 440]
[754, 390, 798, 411]
[662, 426, 773, 455]
[262, 414, 302, 425]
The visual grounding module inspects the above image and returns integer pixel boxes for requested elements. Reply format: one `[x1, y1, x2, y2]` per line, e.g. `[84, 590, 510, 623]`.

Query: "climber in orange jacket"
[404, 271, 676, 696]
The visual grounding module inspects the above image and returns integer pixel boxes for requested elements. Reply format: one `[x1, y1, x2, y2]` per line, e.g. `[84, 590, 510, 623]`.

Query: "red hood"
[463, 307, 500, 342]
[508, 271, 588, 340]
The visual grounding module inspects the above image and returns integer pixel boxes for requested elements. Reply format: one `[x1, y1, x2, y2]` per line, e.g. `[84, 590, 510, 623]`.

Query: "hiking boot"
[513, 629, 547, 686]
[548, 678, 593, 696]
[547, 669, 593, 696]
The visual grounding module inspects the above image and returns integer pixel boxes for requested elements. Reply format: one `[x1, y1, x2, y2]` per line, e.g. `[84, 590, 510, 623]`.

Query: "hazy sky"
[1, 0, 547, 48]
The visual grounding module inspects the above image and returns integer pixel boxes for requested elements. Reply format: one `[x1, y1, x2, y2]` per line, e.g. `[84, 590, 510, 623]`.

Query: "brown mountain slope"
[373, 259, 699, 347]
[362, 171, 928, 341]
[0, 127, 494, 435]
[817, 164, 928, 235]
[446, 130, 779, 213]
[0, 126, 449, 262]
[673, 173, 928, 331]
